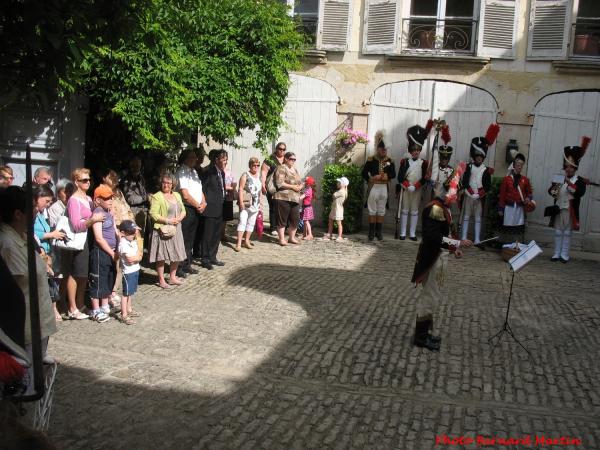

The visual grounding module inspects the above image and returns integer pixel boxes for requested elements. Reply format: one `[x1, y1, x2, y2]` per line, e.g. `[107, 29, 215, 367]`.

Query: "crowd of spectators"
[0, 142, 342, 400]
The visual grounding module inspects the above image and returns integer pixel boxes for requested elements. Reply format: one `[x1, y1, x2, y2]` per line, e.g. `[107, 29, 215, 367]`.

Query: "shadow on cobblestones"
[48, 239, 600, 449]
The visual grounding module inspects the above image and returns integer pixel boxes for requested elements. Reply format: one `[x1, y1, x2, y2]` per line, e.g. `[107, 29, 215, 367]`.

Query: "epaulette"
[429, 204, 446, 222]
[382, 156, 392, 163]
[367, 156, 375, 162]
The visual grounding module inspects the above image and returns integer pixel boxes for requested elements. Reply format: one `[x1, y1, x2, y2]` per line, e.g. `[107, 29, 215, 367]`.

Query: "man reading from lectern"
[411, 164, 472, 352]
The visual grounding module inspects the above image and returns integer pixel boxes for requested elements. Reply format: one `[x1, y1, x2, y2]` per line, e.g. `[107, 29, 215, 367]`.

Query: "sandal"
[243, 241, 253, 249]
[157, 282, 172, 289]
[234, 246, 241, 252]
[168, 278, 184, 286]
[117, 313, 135, 325]
[128, 309, 141, 318]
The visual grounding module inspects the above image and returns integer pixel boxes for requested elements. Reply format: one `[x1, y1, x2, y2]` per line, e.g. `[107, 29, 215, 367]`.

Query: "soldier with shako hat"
[548, 136, 590, 263]
[460, 124, 499, 245]
[396, 122, 431, 240]
[431, 124, 454, 199]
[362, 131, 396, 241]
[411, 164, 473, 351]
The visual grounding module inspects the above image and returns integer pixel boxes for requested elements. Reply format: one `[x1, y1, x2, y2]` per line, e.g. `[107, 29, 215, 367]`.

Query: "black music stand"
[488, 241, 542, 359]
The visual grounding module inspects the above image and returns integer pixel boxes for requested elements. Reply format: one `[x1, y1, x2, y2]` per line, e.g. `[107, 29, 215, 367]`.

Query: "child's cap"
[305, 176, 315, 186]
[337, 177, 350, 187]
[94, 184, 114, 200]
[118, 220, 140, 234]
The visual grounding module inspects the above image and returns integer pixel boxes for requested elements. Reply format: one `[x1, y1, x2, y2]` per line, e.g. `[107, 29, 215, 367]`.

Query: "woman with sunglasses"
[60, 168, 105, 320]
[273, 152, 304, 246]
[261, 142, 286, 235]
[235, 157, 262, 251]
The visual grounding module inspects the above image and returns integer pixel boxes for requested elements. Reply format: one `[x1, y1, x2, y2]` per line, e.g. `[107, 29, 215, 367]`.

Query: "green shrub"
[321, 164, 364, 233]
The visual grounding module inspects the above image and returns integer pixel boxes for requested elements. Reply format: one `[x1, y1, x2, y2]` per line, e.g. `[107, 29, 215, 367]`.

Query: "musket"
[582, 177, 600, 187]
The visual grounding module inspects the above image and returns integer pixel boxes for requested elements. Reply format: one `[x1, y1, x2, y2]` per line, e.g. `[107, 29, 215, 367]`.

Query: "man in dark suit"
[199, 150, 227, 270]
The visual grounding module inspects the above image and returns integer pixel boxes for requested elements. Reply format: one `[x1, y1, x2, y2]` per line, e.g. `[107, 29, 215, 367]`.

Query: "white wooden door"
[528, 91, 600, 235]
[225, 74, 339, 223]
[0, 102, 87, 186]
[368, 80, 498, 224]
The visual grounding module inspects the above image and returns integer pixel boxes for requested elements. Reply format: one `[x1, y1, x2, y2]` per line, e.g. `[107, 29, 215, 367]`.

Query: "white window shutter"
[477, 0, 519, 58]
[363, 0, 400, 54]
[317, 0, 353, 51]
[527, 0, 571, 59]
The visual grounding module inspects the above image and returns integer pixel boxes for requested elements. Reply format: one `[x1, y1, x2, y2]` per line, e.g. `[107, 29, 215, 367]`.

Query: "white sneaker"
[101, 305, 111, 315]
[91, 310, 110, 323]
[67, 310, 89, 320]
[270, 230, 278, 236]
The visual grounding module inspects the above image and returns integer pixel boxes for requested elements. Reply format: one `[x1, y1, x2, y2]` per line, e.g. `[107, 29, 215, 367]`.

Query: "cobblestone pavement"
[48, 231, 600, 449]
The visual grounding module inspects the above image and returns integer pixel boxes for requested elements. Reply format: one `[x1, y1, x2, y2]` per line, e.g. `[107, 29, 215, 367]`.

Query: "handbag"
[266, 172, 277, 195]
[544, 204, 559, 217]
[53, 215, 87, 251]
[159, 224, 176, 238]
[242, 191, 252, 208]
[255, 210, 264, 238]
[158, 198, 178, 238]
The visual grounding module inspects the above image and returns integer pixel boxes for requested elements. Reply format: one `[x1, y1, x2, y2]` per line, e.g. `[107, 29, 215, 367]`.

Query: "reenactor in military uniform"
[460, 124, 499, 245]
[432, 126, 454, 200]
[362, 132, 396, 241]
[411, 169, 472, 351]
[548, 136, 590, 263]
[396, 124, 430, 241]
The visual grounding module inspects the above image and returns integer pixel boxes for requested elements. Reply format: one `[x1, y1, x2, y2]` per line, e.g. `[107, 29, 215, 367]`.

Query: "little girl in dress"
[301, 176, 316, 240]
[324, 177, 349, 241]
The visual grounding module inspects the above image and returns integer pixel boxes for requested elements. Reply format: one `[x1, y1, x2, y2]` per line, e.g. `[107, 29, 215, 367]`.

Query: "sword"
[394, 187, 404, 239]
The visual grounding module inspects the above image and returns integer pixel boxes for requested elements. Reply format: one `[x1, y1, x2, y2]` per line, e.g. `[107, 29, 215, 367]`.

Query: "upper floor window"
[283, 0, 319, 47]
[572, 0, 600, 57]
[404, 0, 478, 53]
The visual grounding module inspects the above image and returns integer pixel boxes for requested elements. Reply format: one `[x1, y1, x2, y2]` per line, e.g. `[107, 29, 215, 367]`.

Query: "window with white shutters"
[317, 0, 352, 51]
[527, 0, 572, 59]
[363, 0, 400, 54]
[477, 0, 519, 58]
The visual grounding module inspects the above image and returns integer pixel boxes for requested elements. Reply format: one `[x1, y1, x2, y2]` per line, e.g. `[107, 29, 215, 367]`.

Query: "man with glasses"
[261, 142, 286, 235]
[176, 149, 206, 277]
[0, 166, 14, 188]
[199, 150, 227, 270]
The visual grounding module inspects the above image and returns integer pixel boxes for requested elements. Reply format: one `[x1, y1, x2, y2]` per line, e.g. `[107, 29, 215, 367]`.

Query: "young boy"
[117, 220, 142, 324]
[89, 185, 118, 323]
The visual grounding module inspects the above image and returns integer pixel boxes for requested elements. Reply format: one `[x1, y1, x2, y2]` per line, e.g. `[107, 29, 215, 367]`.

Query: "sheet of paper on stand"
[508, 241, 543, 272]
[503, 242, 527, 251]
[442, 236, 461, 247]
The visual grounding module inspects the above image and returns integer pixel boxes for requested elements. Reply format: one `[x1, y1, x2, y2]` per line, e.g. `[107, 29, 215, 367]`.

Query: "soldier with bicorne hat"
[396, 123, 431, 241]
[548, 136, 590, 263]
[411, 165, 472, 351]
[362, 131, 396, 241]
[460, 124, 499, 245]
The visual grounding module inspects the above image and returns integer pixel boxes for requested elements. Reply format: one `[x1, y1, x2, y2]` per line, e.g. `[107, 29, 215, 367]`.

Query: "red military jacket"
[498, 174, 532, 208]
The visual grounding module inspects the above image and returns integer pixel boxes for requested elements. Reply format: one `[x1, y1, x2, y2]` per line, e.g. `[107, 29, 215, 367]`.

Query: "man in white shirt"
[176, 149, 206, 276]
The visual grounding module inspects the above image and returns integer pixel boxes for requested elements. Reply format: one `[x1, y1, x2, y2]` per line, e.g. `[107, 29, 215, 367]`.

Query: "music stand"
[488, 241, 543, 359]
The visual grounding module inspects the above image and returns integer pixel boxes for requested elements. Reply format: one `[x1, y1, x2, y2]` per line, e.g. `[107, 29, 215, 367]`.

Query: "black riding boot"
[413, 318, 440, 351]
[368, 223, 375, 241]
[375, 223, 383, 241]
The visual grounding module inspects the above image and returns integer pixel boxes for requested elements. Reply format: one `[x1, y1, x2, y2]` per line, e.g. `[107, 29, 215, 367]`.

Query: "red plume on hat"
[485, 123, 500, 146]
[425, 119, 434, 135]
[581, 136, 591, 154]
[441, 125, 451, 145]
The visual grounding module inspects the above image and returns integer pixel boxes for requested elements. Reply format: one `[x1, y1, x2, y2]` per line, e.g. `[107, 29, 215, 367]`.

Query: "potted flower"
[335, 128, 369, 152]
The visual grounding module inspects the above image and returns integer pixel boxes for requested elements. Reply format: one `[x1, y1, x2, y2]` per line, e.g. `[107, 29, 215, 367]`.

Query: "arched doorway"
[528, 90, 600, 247]
[367, 80, 499, 225]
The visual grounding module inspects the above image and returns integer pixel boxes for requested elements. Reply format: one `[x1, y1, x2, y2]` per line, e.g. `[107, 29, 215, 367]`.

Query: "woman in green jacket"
[149, 173, 187, 288]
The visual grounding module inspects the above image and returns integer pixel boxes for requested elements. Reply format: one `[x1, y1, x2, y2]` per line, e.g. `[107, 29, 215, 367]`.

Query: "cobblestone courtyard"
[48, 232, 600, 449]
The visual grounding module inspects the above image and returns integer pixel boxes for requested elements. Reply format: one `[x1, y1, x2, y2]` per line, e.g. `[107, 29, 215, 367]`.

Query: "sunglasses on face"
[287, 158, 296, 161]
[276, 147, 286, 151]
[78, 178, 91, 183]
